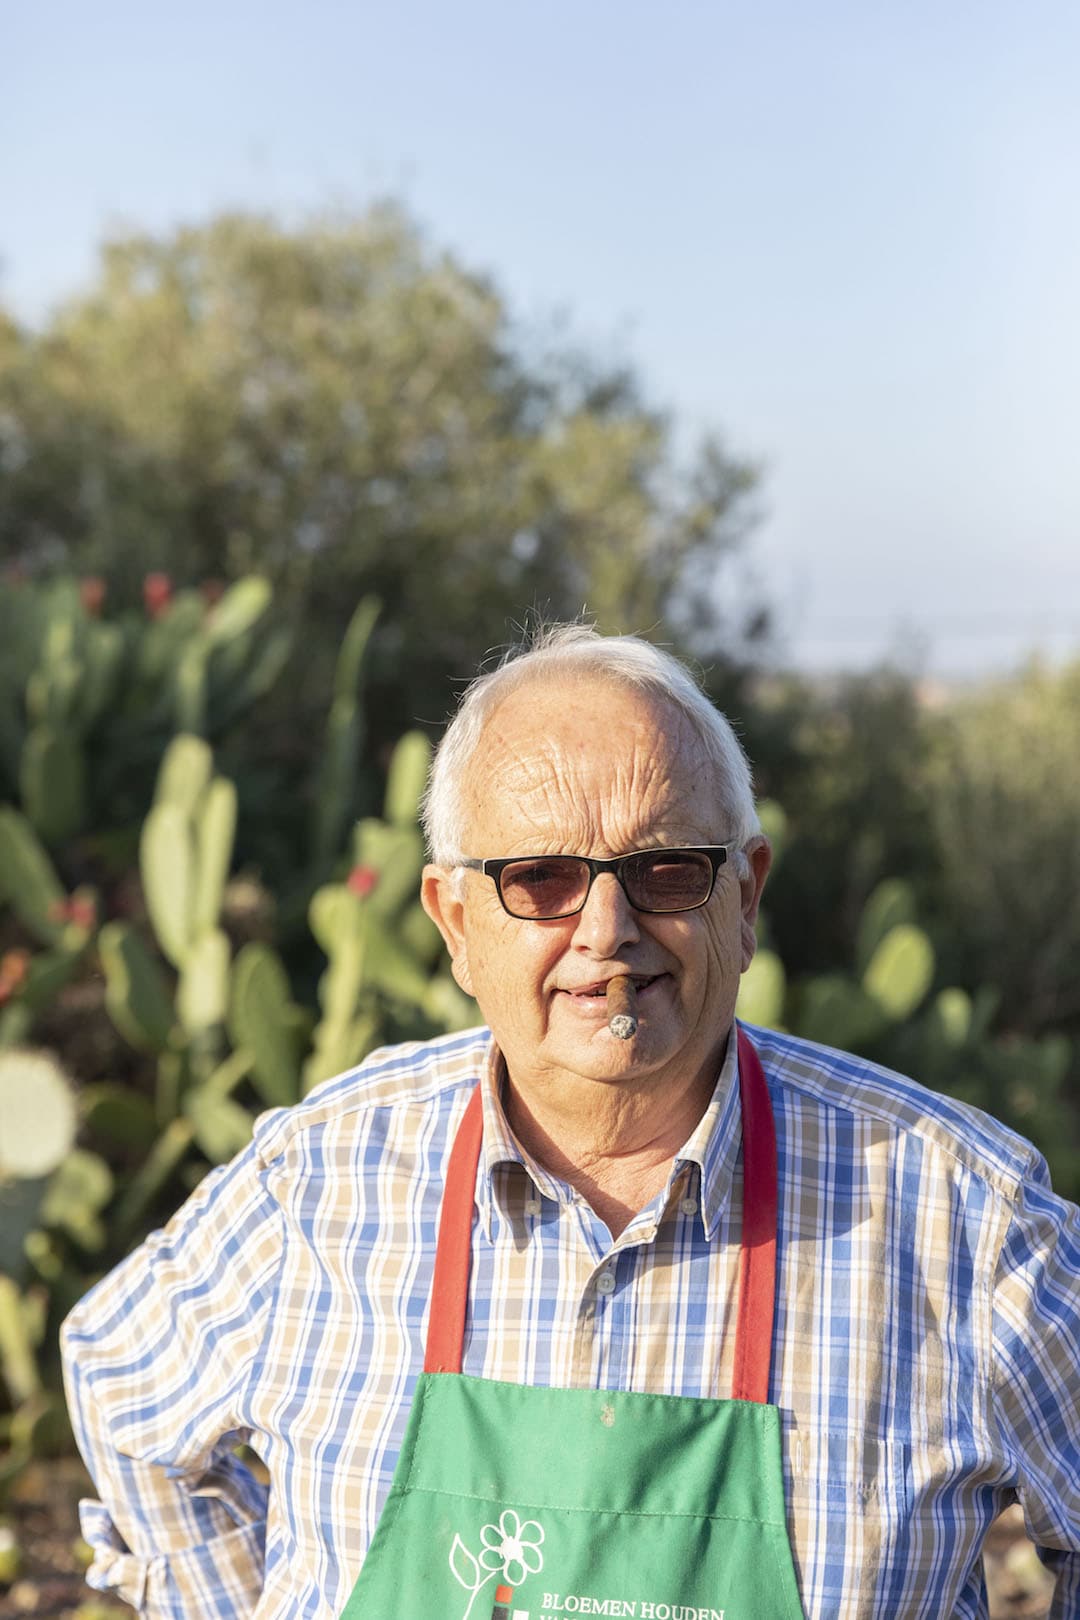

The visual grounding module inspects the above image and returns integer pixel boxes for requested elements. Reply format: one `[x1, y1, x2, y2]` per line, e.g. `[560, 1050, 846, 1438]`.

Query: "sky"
[5, 0, 1079, 677]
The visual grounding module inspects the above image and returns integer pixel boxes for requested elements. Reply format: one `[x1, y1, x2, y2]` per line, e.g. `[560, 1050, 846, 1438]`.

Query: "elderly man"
[63, 625, 1080, 1619]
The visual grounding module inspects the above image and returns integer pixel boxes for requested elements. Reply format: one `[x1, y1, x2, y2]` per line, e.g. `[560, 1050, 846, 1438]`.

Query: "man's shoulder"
[251, 1025, 493, 1168]
[743, 1021, 1045, 1199]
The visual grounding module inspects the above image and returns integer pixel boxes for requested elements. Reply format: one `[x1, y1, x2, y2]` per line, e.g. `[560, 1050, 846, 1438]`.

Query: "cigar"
[606, 975, 639, 1040]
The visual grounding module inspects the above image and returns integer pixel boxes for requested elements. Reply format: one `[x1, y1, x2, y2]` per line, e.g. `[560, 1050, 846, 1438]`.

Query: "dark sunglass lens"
[499, 858, 590, 918]
[627, 851, 713, 910]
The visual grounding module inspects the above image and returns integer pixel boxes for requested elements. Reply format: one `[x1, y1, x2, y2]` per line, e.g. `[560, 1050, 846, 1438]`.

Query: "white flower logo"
[449, 1509, 546, 1618]
[479, 1510, 546, 1587]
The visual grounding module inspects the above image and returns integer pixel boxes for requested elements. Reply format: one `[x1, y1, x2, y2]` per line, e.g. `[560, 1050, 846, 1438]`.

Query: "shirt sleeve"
[991, 1148, 1080, 1617]
[61, 1131, 285, 1619]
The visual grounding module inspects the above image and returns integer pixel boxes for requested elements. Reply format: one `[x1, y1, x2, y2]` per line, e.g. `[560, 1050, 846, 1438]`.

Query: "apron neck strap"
[425, 1027, 778, 1404]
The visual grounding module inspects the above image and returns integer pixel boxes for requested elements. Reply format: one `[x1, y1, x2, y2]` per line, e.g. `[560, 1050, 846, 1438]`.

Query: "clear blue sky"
[5, 0, 1079, 676]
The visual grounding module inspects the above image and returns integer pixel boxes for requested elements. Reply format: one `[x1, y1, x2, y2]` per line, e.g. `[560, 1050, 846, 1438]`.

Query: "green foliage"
[925, 662, 1080, 1032]
[741, 868, 1080, 1201]
[0, 208, 763, 765]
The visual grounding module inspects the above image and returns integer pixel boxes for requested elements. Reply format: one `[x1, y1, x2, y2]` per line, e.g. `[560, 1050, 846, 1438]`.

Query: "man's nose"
[571, 872, 641, 955]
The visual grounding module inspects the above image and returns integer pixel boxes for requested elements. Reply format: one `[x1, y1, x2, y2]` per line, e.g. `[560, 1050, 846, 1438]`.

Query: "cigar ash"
[606, 975, 639, 1040]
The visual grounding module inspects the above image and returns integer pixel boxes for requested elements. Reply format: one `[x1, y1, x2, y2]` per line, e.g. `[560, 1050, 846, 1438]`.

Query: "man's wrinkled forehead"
[461, 676, 717, 851]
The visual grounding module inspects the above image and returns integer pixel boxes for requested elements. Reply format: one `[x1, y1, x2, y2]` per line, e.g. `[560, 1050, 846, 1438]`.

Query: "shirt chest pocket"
[782, 1424, 914, 1612]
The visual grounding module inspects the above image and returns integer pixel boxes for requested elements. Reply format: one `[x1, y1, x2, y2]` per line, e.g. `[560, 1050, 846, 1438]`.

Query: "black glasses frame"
[457, 845, 734, 919]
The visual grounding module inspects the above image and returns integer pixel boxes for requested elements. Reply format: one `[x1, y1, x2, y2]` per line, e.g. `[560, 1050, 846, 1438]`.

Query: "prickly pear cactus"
[0, 1050, 77, 1179]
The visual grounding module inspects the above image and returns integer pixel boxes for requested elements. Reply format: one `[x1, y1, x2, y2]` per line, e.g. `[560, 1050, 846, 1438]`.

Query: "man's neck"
[502, 1063, 720, 1240]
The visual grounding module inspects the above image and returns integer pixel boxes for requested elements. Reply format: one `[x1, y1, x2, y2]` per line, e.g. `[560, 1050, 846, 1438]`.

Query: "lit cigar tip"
[606, 974, 639, 1040]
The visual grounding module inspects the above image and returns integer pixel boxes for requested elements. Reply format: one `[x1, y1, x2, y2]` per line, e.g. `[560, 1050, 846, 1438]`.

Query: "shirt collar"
[473, 1025, 745, 1242]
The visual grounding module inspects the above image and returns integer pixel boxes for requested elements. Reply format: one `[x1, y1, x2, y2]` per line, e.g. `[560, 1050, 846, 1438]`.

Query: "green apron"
[340, 1029, 806, 1620]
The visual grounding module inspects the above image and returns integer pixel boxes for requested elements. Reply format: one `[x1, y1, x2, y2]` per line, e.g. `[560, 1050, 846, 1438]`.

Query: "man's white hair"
[422, 623, 761, 869]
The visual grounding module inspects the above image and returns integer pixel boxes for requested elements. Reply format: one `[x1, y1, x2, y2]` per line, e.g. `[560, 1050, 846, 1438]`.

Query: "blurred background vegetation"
[1, 205, 1078, 1528]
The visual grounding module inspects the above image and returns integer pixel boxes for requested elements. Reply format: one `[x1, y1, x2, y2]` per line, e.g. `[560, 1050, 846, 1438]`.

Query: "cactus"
[0, 1049, 77, 1180]
[384, 730, 432, 831]
[932, 988, 972, 1047]
[192, 779, 237, 935]
[40, 1150, 114, 1251]
[862, 923, 934, 1022]
[855, 879, 917, 975]
[0, 1276, 43, 1407]
[176, 928, 231, 1036]
[795, 974, 888, 1053]
[155, 733, 213, 815]
[350, 820, 425, 921]
[79, 1083, 158, 1151]
[139, 736, 237, 973]
[229, 944, 302, 1106]
[736, 948, 786, 1029]
[0, 809, 66, 946]
[183, 1051, 257, 1163]
[99, 923, 175, 1052]
[311, 596, 380, 865]
[140, 803, 198, 968]
[0, 1050, 78, 1278]
[18, 724, 87, 845]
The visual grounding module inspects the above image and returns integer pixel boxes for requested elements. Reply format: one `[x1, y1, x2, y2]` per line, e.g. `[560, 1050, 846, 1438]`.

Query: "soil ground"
[0, 1460, 1058, 1618]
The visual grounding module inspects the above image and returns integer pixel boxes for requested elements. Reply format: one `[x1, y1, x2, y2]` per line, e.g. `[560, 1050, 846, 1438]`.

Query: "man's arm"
[61, 1134, 284, 1619]
[991, 1149, 1080, 1617]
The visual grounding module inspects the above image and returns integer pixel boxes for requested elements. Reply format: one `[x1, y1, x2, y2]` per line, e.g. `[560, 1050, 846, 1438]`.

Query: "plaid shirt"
[62, 1022, 1080, 1619]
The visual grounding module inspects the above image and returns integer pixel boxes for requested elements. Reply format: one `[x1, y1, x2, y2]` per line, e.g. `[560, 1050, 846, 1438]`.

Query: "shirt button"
[596, 1271, 616, 1296]
[680, 1197, 698, 1216]
[524, 1198, 542, 1216]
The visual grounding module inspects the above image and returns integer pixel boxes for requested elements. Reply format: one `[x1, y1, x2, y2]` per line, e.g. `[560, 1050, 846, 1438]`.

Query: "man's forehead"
[476, 676, 695, 764]
[461, 677, 718, 847]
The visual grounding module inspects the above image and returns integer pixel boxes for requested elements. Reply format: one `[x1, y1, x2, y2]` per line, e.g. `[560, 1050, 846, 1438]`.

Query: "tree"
[0, 206, 764, 749]
[925, 661, 1080, 1033]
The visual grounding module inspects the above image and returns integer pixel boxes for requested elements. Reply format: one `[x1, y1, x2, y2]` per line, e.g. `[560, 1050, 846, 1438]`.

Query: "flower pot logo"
[449, 1509, 545, 1618]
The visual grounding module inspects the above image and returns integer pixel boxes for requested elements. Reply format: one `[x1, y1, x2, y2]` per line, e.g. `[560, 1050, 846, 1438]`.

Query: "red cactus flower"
[143, 572, 173, 619]
[66, 890, 97, 932]
[0, 949, 30, 995]
[346, 865, 379, 899]
[80, 576, 107, 617]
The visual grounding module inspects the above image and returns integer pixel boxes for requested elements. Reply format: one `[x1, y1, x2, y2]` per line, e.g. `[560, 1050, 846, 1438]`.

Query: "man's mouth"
[563, 974, 662, 999]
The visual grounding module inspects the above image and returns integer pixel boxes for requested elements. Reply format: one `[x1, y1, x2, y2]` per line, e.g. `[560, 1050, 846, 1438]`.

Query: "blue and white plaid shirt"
[62, 1023, 1080, 1619]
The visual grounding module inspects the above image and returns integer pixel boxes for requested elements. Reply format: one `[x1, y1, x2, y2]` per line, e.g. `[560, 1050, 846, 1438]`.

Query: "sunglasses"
[457, 846, 734, 920]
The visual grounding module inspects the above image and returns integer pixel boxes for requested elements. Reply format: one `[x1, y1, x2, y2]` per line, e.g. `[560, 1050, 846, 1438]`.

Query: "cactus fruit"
[350, 820, 424, 921]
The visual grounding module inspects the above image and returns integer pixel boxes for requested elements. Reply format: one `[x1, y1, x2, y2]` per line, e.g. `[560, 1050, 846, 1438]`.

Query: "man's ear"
[421, 865, 474, 996]
[738, 837, 772, 973]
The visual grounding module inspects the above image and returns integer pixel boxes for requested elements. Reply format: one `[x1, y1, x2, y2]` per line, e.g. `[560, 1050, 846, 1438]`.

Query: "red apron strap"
[424, 1028, 780, 1401]
[730, 1027, 778, 1403]
[424, 1085, 484, 1373]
